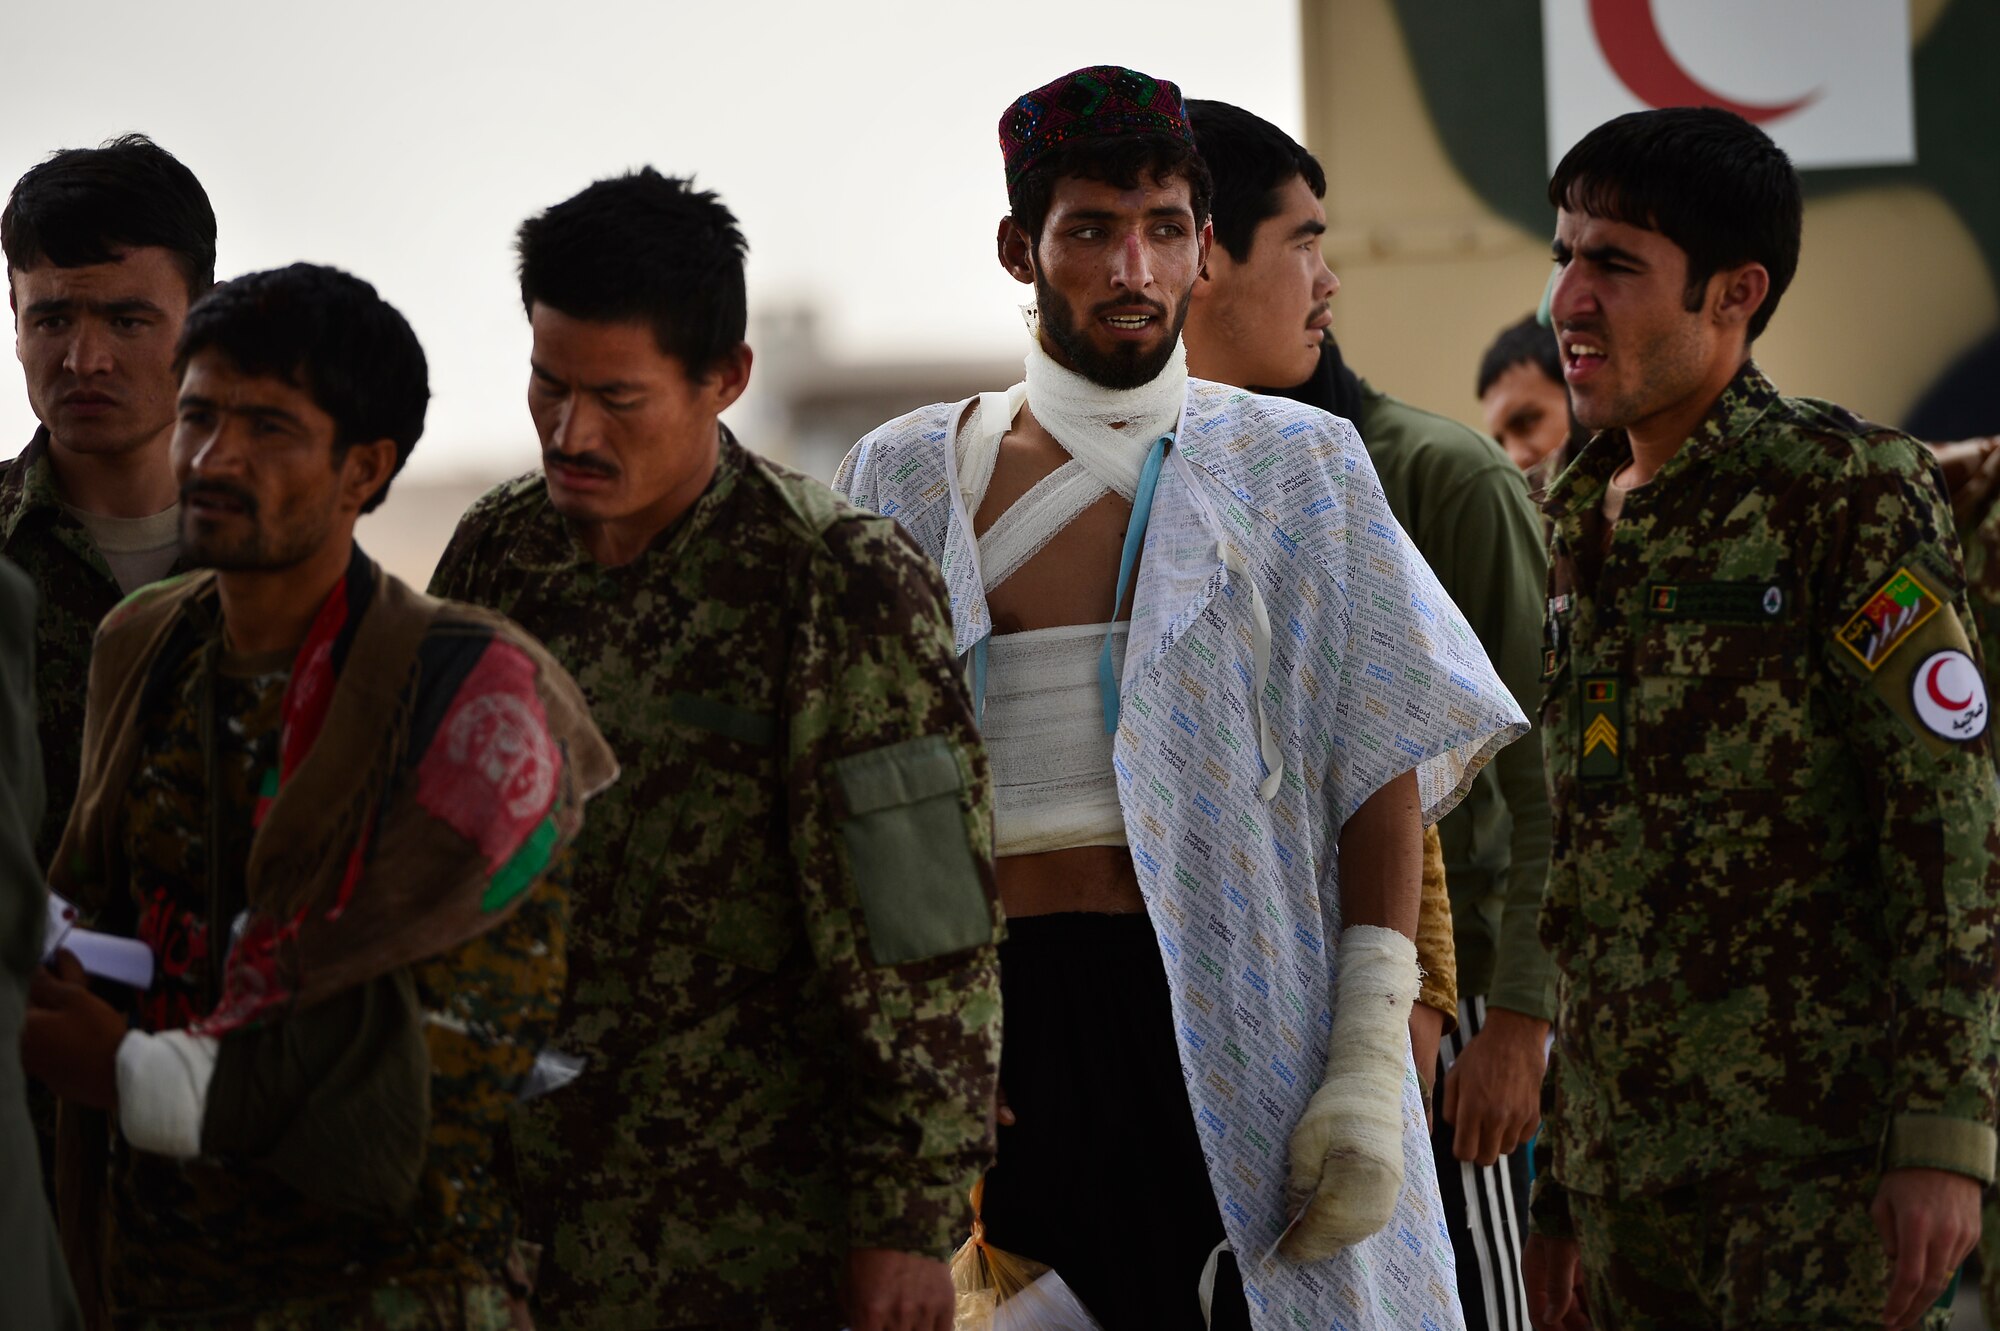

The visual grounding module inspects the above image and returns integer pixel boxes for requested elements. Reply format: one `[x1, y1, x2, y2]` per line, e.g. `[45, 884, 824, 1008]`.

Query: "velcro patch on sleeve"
[1853, 594, 1988, 757]
[832, 735, 991, 966]
[1837, 567, 1943, 671]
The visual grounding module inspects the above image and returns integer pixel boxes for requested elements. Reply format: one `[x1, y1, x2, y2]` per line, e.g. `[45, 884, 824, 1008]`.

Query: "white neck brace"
[1021, 315, 1186, 500]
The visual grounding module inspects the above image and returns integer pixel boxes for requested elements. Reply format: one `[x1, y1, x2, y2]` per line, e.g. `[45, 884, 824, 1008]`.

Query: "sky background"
[1, 1, 1301, 479]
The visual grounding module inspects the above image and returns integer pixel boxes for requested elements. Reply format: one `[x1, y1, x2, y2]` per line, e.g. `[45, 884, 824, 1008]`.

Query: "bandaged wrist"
[1281, 924, 1420, 1261]
[116, 1028, 220, 1158]
[1321, 924, 1421, 1081]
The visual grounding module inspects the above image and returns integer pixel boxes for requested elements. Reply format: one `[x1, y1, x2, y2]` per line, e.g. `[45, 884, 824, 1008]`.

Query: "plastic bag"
[950, 1178, 1103, 1331]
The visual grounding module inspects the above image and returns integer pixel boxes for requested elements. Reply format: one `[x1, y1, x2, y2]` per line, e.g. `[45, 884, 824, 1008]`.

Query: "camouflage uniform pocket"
[1634, 622, 1811, 793]
[832, 736, 990, 966]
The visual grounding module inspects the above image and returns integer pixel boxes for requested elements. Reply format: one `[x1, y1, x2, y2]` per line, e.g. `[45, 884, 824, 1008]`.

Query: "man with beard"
[1181, 100, 1553, 1331]
[1522, 109, 2000, 1331]
[837, 66, 1526, 1331]
[21, 263, 613, 1329]
[429, 171, 1000, 1331]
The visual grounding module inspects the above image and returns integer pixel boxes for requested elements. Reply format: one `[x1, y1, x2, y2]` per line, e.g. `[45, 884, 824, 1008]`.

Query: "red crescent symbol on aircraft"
[1926, 657, 1973, 711]
[1588, 0, 1818, 124]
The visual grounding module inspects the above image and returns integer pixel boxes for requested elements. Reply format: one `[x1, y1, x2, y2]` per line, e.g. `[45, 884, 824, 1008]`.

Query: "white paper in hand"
[990, 1270, 1102, 1331]
[43, 892, 155, 989]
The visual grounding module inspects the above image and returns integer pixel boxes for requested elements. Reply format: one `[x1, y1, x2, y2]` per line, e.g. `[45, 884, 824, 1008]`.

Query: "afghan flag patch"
[1838, 567, 1941, 671]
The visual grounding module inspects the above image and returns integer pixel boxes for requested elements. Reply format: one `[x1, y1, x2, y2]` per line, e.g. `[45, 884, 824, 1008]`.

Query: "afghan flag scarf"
[52, 546, 617, 1037]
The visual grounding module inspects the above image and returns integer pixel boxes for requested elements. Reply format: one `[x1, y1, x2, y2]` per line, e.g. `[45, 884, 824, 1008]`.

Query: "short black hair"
[2, 133, 217, 300]
[516, 169, 748, 378]
[1184, 100, 1326, 264]
[1007, 132, 1214, 243]
[1548, 107, 1801, 343]
[1477, 313, 1564, 399]
[174, 264, 428, 514]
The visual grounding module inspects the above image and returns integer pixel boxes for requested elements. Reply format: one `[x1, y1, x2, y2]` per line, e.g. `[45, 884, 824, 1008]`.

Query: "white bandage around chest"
[982, 623, 1129, 857]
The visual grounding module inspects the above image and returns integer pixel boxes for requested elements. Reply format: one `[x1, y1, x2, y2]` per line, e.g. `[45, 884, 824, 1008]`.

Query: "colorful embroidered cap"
[999, 66, 1195, 187]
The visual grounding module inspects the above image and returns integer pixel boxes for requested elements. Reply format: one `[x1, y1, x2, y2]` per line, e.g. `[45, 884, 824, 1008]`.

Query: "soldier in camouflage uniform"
[429, 171, 1002, 1331]
[1523, 109, 1999, 1331]
[2, 134, 212, 869]
[21, 265, 610, 1331]
[3, 130, 211, 1225]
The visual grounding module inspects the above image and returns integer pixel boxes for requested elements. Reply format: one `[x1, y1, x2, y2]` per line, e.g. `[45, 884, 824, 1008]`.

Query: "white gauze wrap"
[957, 314, 1187, 521]
[1281, 924, 1420, 1261]
[115, 1027, 220, 1159]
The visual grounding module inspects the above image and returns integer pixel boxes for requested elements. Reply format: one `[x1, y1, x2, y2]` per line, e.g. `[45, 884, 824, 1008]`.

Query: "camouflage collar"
[0, 427, 62, 547]
[1544, 360, 1779, 530]
[508, 425, 747, 572]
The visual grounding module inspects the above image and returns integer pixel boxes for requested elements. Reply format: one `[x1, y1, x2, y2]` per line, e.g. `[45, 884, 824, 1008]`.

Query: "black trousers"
[978, 913, 1250, 1331]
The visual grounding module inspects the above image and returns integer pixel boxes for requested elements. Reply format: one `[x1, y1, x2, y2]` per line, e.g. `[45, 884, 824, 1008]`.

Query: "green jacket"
[1538, 362, 2000, 1203]
[0, 557, 81, 1331]
[430, 433, 1003, 1329]
[1357, 382, 1557, 1019]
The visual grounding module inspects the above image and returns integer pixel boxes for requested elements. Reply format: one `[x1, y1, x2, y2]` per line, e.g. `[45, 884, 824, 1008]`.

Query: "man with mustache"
[1522, 109, 2000, 1331]
[429, 171, 1001, 1331]
[2, 134, 207, 874]
[1183, 99, 1552, 1331]
[838, 66, 1526, 1330]
[20, 262, 612, 1329]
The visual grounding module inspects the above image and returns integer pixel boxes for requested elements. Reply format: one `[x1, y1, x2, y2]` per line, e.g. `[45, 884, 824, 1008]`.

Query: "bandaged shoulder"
[832, 735, 992, 965]
[1832, 563, 1991, 756]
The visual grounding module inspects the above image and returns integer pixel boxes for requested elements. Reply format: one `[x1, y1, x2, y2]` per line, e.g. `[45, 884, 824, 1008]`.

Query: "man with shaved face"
[1524, 108, 2000, 1331]
[2, 134, 208, 874]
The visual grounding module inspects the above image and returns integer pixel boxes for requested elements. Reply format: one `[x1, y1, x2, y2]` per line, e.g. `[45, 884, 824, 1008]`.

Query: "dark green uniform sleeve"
[1429, 464, 1557, 1020]
[1819, 445, 2000, 1182]
[785, 515, 1001, 1257]
[204, 861, 570, 1217]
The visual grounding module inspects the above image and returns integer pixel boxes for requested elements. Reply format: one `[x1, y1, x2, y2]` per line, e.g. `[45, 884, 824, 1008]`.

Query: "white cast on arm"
[115, 1028, 221, 1158]
[1280, 923, 1419, 1261]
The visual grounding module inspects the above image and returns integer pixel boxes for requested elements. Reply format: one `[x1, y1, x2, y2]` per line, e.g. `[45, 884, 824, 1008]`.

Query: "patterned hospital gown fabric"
[839, 377, 1528, 1331]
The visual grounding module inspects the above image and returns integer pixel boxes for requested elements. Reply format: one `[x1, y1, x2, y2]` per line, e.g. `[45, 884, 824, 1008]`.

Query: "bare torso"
[971, 402, 1148, 917]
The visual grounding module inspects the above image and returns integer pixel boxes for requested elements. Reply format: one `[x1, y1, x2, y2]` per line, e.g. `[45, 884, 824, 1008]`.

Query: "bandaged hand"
[1281, 924, 1419, 1262]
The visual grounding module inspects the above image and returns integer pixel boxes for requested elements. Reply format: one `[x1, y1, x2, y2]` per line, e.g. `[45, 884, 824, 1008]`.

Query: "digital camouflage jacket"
[430, 432, 1003, 1330]
[1537, 363, 2000, 1209]
[0, 430, 181, 868]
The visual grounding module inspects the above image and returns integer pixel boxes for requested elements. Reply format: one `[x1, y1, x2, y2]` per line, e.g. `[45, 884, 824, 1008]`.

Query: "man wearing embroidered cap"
[838, 65, 1526, 1331]
[1521, 108, 2000, 1331]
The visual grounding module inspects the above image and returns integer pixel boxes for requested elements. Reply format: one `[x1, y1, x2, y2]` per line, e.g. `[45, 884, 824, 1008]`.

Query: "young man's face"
[12, 245, 192, 458]
[525, 305, 746, 531]
[1024, 172, 1208, 390]
[1481, 359, 1574, 471]
[171, 349, 367, 571]
[1192, 174, 1337, 389]
[1548, 209, 1719, 436]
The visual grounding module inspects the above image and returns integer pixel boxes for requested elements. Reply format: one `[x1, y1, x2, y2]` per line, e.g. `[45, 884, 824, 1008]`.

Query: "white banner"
[1542, 0, 1915, 172]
